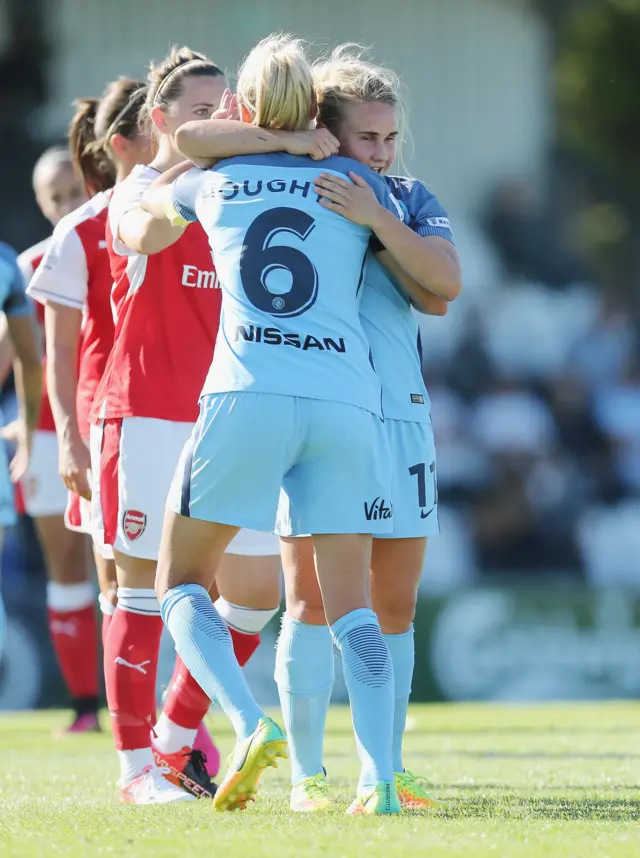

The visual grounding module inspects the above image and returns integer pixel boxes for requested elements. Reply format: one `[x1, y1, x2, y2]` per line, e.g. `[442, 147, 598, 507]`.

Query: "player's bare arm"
[376, 250, 448, 316]
[118, 206, 187, 255]
[44, 302, 91, 499]
[176, 118, 339, 163]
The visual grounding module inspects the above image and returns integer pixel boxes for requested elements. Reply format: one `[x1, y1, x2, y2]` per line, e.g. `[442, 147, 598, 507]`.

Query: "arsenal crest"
[123, 509, 146, 541]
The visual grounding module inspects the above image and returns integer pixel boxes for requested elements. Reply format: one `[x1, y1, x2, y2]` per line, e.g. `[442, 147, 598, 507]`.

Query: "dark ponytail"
[68, 97, 114, 196]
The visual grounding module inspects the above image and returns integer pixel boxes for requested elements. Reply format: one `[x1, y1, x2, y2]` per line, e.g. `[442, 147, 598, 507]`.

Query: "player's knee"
[376, 594, 416, 635]
[46, 557, 90, 585]
[286, 600, 325, 625]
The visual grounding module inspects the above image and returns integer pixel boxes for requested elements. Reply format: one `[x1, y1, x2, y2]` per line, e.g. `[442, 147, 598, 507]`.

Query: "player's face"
[162, 74, 229, 137]
[35, 162, 87, 226]
[334, 101, 398, 175]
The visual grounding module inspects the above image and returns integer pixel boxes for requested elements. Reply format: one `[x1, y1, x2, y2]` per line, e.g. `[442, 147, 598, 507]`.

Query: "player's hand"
[314, 171, 384, 227]
[284, 129, 339, 160]
[212, 89, 239, 121]
[59, 438, 92, 500]
[0, 419, 21, 444]
[9, 435, 30, 484]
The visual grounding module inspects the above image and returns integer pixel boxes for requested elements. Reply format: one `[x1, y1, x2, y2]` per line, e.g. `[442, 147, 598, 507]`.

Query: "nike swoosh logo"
[234, 732, 255, 772]
[420, 507, 435, 520]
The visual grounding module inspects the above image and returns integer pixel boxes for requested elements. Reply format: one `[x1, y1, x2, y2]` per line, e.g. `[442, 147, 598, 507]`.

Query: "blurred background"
[1, 0, 640, 708]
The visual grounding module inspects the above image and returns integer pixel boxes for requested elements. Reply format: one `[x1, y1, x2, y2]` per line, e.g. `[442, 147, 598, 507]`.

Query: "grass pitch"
[1, 703, 640, 857]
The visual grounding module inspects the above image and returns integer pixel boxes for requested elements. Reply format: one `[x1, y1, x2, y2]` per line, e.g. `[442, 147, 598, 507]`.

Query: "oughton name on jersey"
[235, 325, 346, 352]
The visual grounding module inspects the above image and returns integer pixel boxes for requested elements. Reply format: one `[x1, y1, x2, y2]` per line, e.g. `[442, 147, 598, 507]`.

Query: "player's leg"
[284, 401, 399, 815]
[371, 418, 440, 809]
[96, 416, 197, 804]
[216, 536, 281, 663]
[157, 393, 293, 810]
[35, 516, 99, 733]
[158, 511, 287, 811]
[156, 538, 279, 781]
[24, 429, 99, 732]
[275, 535, 334, 812]
[66, 486, 117, 648]
[95, 548, 117, 648]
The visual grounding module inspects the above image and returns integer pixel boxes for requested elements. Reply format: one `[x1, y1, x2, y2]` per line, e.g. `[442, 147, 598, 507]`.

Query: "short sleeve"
[170, 168, 204, 224]
[27, 223, 88, 310]
[108, 168, 156, 257]
[0, 245, 32, 318]
[398, 179, 454, 243]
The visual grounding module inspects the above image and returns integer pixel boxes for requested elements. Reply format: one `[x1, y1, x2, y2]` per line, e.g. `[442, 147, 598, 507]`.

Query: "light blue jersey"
[360, 176, 453, 423]
[171, 154, 401, 417]
[0, 242, 32, 320]
[0, 242, 32, 529]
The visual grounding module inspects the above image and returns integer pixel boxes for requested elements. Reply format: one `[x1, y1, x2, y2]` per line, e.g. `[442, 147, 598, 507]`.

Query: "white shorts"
[90, 416, 279, 562]
[65, 482, 113, 560]
[20, 430, 67, 518]
[226, 527, 279, 556]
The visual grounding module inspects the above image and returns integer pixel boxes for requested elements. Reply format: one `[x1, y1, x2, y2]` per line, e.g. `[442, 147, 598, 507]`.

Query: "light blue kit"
[166, 153, 401, 535]
[360, 176, 454, 538]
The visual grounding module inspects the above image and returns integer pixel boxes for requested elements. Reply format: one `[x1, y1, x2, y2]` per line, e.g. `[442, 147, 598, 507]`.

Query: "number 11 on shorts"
[408, 461, 437, 519]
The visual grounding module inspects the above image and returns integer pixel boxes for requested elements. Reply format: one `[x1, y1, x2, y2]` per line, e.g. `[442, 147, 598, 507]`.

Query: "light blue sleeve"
[0, 243, 32, 317]
[398, 179, 454, 243]
[171, 168, 205, 223]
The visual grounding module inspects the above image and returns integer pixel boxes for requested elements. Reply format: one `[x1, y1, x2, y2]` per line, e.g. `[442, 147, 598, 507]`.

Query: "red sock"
[99, 594, 116, 650]
[229, 627, 261, 667]
[47, 604, 99, 708]
[162, 657, 211, 729]
[101, 612, 113, 650]
[104, 607, 163, 750]
[162, 629, 261, 729]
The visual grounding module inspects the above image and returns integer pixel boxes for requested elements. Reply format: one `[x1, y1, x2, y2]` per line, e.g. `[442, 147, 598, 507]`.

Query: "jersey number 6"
[240, 207, 319, 318]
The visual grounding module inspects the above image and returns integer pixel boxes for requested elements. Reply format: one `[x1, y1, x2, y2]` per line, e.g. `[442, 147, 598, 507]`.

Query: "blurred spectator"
[417, 192, 639, 588]
[485, 178, 591, 289]
[591, 355, 640, 494]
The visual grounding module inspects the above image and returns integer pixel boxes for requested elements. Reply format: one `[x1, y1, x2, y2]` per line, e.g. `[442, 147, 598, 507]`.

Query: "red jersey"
[92, 165, 221, 423]
[17, 239, 55, 433]
[27, 192, 115, 440]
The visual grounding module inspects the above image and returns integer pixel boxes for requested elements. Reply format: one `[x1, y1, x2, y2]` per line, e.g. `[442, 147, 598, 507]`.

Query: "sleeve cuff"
[26, 285, 84, 310]
[415, 225, 454, 243]
[164, 198, 194, 227]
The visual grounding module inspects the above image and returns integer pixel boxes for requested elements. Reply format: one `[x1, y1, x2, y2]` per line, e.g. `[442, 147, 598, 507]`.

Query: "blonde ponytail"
[236, 34, 315, 132]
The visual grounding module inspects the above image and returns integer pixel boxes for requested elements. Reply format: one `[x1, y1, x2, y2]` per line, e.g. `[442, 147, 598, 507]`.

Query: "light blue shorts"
[376, 418, 439, 540]
[168, 392, 393, 536]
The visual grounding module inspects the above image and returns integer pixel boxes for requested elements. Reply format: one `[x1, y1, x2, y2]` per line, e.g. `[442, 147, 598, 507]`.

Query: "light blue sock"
[274, 614, 334, 785]
[331, 608, 394, 789]
[161, 583, 264, 741]
[383, 627, 415, 773]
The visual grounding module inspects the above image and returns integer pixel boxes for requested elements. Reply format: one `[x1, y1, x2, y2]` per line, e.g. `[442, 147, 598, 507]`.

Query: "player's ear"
[150, 106, 170, 135]
[109, 133, 127, 160]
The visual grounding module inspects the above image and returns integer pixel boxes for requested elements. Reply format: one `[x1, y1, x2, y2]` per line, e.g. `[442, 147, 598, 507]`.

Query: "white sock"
[117, 747, 156, 784]
[47, 580, 95, 611]
[214, 596, 278, 634]
[98, 592, 116, 617]
[153, 712, 197, 755]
